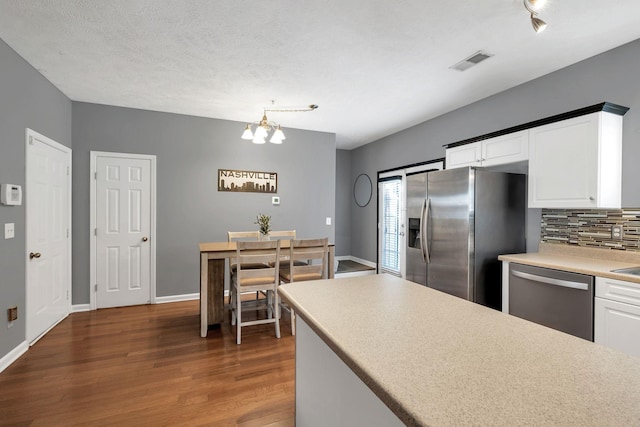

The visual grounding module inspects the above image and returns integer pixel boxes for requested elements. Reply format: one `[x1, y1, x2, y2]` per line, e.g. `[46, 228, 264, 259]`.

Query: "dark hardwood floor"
[0, 300, 295, 426]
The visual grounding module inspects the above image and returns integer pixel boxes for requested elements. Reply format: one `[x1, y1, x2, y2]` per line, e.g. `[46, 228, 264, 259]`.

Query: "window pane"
[380, 179, 401, 274]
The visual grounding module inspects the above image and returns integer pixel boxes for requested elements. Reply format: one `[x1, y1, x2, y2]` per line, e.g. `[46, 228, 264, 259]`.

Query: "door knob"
[29, 252, 41, 259]
[142, 237, 149, 242]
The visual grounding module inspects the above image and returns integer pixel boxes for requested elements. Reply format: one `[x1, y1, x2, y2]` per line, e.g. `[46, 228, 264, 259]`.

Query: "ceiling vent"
[449, 51, 494, 72]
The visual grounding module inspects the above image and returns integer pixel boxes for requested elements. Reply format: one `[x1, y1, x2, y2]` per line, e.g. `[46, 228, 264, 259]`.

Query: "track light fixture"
[523, 0, 548, 33]
[241, 104, 318, 145]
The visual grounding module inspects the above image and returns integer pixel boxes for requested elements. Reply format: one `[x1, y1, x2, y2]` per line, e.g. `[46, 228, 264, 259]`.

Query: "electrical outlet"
[7, 306, 17, 322]
[611, 225, 623, 240]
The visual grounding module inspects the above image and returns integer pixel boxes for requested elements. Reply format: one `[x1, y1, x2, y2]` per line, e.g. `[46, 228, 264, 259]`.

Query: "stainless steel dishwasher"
[509, 263, 594, 341]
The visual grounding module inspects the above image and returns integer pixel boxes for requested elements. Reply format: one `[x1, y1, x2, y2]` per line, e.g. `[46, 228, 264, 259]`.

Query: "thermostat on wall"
[1, 184, 22, 206]
[272, 196, 280, 205]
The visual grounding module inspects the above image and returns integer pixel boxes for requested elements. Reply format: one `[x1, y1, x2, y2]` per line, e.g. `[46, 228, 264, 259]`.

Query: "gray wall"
[72, 102, 336, 303]
[335, 149, 352, 256]
[350, 38, 640, 262]
[0, 39, 72, 358]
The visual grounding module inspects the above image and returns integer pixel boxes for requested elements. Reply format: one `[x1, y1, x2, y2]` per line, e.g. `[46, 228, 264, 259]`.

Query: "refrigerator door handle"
[424, 198, 431, 263]
[419, 199, 427, 263]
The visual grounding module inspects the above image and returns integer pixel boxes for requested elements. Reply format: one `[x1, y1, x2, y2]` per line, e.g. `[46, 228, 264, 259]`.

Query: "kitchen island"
[279, 274, 640, 426]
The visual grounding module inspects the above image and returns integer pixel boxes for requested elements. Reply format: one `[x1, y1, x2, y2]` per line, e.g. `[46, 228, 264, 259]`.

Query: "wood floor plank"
[0, 300, 295, 426]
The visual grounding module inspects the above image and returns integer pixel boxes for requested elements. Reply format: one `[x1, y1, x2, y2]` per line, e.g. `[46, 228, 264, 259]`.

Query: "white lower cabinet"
[594, 277, 640, 358]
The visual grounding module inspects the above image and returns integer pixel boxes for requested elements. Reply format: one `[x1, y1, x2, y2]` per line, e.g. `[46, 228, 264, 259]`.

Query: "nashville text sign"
[218, 169, 278, 193]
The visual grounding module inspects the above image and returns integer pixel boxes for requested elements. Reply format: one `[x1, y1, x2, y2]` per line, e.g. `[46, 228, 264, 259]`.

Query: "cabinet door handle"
[589, 196, 595, 201]
[29, 252, 41, 259]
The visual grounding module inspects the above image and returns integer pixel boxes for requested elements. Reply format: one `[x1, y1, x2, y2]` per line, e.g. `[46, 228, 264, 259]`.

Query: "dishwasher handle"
[512, 270, 589, 291]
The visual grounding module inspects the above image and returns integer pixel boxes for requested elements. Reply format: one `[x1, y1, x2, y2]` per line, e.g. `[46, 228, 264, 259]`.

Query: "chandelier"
[241, 104, 318, 144]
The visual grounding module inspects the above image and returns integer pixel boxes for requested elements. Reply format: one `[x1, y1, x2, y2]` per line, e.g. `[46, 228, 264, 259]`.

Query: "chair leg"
[230, 284, 236, 326]
[277, 294, 281, 320]
[236, 291, 242, 345]
[274, 289, 281, 339]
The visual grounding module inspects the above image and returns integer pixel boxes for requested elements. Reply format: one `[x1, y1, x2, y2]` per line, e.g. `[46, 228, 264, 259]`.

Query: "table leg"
[208, 259, 225, 326]
[200, 253, 208, 337]
[328, 246, 335, 279]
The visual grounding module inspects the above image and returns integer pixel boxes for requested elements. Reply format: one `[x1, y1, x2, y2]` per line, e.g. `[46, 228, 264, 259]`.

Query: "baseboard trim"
[72, 304, 91, 312]
[335, 255, 377, 269]
[155, 293, 200, 304]
[348, 256, 376, 269]
[0, 341, 28, 374]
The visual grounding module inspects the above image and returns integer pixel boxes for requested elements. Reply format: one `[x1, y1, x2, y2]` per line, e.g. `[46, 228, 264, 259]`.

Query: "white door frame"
[89, 151, 157, 310]
[25, 128, 72, 343]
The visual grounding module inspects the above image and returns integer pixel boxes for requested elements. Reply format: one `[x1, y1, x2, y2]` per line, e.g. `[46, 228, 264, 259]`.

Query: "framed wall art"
[218, 169, 278, 193]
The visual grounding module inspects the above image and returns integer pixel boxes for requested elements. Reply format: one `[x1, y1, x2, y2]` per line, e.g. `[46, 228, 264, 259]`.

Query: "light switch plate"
[4, 223, 15, 239]
[326, 217, 332, 226]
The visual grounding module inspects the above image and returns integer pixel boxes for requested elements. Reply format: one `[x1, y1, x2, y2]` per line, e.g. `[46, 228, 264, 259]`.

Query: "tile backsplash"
[541, 209, 640, 251]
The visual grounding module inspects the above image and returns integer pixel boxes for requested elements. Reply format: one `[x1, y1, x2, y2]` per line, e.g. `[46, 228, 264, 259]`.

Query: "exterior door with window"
[378, 176, 404, 277]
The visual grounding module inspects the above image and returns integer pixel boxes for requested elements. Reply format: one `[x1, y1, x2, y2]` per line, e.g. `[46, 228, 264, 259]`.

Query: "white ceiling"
[1, 1, 640, 149]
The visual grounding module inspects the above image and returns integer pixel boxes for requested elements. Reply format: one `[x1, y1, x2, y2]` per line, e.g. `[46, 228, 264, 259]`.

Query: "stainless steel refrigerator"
[407, 167, 526, 310]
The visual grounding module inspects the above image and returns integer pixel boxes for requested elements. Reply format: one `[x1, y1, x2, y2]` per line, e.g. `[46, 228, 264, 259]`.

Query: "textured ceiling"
[1, 1, 640, 149]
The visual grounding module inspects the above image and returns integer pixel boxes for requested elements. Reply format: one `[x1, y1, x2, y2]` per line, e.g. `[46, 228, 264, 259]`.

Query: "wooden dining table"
[199, 240, 335, 337]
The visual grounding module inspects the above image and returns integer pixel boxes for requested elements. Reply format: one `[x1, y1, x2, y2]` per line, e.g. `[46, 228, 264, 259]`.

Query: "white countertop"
[279, 274, 640, 426]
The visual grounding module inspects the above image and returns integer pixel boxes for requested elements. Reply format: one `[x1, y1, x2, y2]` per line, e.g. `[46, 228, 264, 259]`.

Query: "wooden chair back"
[228, 231, 262, 269]
[268, 230, 296, 240]
[228, 231, 260, 242]
[235, 240, 281, 290]
[281, 238, 328, 283]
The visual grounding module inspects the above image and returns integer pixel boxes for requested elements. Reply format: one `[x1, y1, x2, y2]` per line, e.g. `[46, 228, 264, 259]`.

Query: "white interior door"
[92, 152, 155, 309]
[26, 129, 71, 344]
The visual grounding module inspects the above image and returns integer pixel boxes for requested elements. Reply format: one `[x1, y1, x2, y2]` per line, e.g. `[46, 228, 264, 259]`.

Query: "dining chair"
[228, 231, 265, 303]
[231, 240, 281, 344]
[279, 238, 329, 335]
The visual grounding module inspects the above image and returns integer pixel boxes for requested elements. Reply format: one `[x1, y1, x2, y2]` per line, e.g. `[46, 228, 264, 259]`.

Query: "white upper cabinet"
[446, 130, 528, 169]
[481, 130, 529, 167]
[445, 142, 481, 168]
[528, 111, 623, 208]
